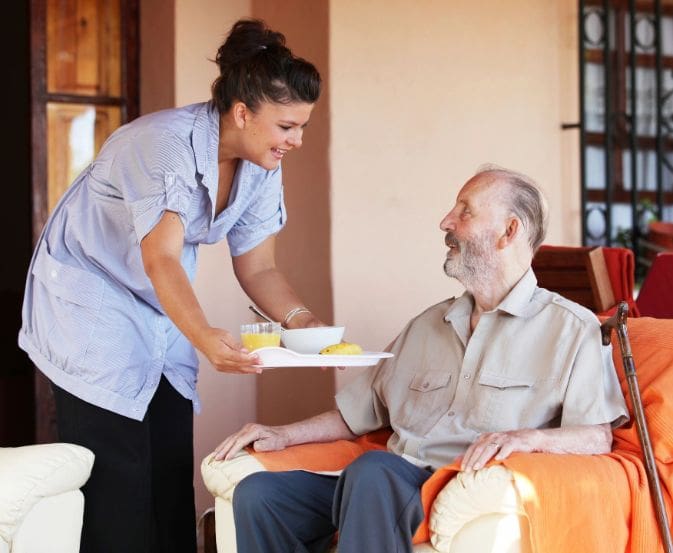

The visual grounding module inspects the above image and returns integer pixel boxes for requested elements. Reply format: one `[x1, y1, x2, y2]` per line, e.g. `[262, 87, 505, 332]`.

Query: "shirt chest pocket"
[468, 370, 547, 432]
[393, 370, 452, 437]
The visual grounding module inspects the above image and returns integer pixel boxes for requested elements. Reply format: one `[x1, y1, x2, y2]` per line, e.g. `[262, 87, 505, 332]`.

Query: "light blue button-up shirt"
[19, 101, 286, 420]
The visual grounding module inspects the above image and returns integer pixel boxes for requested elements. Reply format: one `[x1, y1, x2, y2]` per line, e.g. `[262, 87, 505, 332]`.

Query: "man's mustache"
[444, 233, 459, 247]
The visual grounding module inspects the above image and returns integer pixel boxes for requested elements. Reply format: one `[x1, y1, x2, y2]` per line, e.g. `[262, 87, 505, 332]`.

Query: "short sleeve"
[227, 166, 287, 256]
[561, 321, 629, 428]
[107, 131, 195, 243]
[336, 365, 390, 436]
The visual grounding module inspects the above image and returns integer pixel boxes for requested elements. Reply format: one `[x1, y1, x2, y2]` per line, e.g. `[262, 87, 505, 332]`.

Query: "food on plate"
[319, 342, 363, 355]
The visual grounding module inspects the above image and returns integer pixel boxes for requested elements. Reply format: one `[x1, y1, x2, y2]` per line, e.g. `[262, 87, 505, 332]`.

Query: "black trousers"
[52, 376, 197, 553]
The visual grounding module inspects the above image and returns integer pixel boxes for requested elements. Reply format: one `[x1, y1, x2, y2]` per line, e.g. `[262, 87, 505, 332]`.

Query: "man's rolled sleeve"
[561, 322, 629, 429]
[335, 366, 389, 436]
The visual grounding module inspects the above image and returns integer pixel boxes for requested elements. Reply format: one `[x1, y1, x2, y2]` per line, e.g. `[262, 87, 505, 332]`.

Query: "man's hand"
[461, 429, 539, 472]
[461, 423, 613, 472]
[213, 423, 290, 462]
[211, 410, 356, 463]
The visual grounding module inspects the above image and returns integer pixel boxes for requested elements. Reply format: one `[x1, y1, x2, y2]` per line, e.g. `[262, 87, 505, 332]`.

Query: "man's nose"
[439, 212, 456, 231]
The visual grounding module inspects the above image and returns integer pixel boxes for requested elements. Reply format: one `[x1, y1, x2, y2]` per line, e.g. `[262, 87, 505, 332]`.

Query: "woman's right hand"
[196, 327, 263, 374]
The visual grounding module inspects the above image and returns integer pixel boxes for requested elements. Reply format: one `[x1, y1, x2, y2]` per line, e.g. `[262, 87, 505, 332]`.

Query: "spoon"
[248, 305, 287, 330]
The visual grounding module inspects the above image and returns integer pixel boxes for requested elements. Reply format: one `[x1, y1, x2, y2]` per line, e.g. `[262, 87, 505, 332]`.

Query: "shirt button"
[447, 410, 455, 416]
[422, 382, 429, 389]
[50, 269, 58, 279]
[463, 373, 471, 380]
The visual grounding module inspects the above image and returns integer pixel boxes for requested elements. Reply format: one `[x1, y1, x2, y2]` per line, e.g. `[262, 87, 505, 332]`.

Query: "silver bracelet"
[283, 307, 311, 327]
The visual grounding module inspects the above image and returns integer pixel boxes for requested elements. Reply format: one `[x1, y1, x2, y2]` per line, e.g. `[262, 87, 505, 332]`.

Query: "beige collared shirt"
[336, 269, 628, 470]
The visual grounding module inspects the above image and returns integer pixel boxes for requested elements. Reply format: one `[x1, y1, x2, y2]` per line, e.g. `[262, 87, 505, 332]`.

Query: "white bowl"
[280, 326, 345, 354]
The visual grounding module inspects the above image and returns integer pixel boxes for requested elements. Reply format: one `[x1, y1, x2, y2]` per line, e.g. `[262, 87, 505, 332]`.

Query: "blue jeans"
[233, 450, 432, 553]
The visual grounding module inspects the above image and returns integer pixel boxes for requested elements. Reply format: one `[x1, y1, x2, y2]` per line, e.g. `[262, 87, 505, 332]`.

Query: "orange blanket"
[250, 317, 673, 552]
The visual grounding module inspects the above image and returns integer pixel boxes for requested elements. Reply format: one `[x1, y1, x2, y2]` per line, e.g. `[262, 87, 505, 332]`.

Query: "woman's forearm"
[233, 237, 323, 328]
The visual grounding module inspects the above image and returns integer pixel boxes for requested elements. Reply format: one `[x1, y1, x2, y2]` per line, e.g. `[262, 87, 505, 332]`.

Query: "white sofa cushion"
[201, 452, 265, 502]
[429, 465, 527, 553]
[13, 490, 84, 553]
[0, 443, 94, 543]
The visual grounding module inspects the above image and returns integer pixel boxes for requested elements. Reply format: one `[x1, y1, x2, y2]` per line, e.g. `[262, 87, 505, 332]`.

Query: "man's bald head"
[473, 165, 549, 254]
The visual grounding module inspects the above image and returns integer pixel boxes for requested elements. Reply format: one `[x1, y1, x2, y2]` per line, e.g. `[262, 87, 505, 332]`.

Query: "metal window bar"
[580, 0, 589, 244]
[604, 0, 614, 247]
[655, 0, 664, 220]
[629, 0, 639, 255]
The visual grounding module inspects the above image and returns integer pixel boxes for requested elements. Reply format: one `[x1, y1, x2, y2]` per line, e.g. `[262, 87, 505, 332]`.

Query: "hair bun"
[211, 18, 321, 113]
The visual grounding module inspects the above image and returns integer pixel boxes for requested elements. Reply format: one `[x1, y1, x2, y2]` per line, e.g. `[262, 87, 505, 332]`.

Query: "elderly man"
[213, 166, 628, 553]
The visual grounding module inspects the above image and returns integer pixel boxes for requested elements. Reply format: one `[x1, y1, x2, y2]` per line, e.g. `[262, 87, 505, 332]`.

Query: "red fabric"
[601, 246, 641, 317]
[636, 253, 673, 319]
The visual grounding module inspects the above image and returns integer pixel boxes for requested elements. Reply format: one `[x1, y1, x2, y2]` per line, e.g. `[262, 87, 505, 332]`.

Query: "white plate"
[253, 347, 393, 368]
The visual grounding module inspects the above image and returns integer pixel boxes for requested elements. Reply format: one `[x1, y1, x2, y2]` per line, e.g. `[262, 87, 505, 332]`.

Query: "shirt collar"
[496, 268, 538, 316]
[192, 101, 220, 190]
[443, 267, 538, 323]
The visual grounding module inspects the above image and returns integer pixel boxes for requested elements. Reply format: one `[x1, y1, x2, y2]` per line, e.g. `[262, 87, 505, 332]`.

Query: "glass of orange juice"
[240, 322, 281, 351]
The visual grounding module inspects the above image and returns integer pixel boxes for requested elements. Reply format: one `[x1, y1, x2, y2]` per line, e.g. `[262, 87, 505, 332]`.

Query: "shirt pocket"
[393, 370, 452, 437]
[31, 247, 104, 371]
[468, 370, 538, 432]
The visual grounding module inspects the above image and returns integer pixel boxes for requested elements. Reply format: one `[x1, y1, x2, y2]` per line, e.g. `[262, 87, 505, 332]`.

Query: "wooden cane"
[601, 302, 673, 553]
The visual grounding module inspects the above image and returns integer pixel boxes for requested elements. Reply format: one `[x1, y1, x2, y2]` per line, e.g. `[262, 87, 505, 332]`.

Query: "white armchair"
[201, 450, 531, 553]
[0, 443, 94, 553]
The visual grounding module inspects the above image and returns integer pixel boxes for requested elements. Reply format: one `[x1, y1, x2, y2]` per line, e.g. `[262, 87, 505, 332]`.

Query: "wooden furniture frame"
[532, 245, 616, 312]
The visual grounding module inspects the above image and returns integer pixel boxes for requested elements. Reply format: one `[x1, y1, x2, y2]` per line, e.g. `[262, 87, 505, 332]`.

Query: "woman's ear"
[497, 217, 520, 249]
[232, 101, 249, 130]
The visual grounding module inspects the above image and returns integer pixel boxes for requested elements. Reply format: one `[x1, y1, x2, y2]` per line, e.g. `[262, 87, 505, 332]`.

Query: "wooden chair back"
[532, 245, 616, 313]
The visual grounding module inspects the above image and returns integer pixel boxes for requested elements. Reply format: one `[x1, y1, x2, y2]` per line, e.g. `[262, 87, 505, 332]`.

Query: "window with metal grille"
[578, 0, 673, 278]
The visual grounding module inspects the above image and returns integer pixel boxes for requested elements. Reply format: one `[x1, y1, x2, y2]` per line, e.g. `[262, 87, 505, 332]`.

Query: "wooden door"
[30, 0, 139, 442]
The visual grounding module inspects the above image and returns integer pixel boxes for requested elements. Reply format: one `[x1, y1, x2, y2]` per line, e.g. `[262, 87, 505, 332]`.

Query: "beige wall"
[329, 0, 581, 388]
[173, 0, 255, 523]
[251, 0, 335, 426]
[139, 0, 175, 114]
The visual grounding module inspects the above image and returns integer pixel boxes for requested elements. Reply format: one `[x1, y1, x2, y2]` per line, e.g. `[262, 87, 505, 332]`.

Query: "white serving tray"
[253, 347, 393, 368]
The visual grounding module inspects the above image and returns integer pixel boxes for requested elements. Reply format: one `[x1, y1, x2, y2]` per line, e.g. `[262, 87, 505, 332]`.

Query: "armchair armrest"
[429, 465, 530, 553]
[200, 451, 266, 553]
[201, 451, 265, 502]
[0, 443, 94, 550]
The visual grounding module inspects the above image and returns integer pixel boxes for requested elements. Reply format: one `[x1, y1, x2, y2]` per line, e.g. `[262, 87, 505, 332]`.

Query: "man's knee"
[233, 472, 283, 515]
[342, 450, 397, 483]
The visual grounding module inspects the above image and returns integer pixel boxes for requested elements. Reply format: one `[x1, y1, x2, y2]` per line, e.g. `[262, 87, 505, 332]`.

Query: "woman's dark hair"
[212, 19, 321, 113]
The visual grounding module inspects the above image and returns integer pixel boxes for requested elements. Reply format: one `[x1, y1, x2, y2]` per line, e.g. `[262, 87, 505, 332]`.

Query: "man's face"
[439, 176, 506, 285]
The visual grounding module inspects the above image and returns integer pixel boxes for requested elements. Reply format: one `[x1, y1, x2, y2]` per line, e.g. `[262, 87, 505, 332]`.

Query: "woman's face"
[240, 101, 315, 170]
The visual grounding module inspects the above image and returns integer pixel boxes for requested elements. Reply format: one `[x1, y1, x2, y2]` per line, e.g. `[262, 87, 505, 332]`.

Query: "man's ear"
[497, 217, 520, 249]
[232, 101, 249, 130]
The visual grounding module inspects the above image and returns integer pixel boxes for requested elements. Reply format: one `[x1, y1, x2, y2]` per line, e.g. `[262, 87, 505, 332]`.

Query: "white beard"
[443, 231, 499, 289]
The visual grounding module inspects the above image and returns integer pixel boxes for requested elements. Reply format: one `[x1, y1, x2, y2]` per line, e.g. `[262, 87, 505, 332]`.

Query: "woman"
[19, 18, 322, 553]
